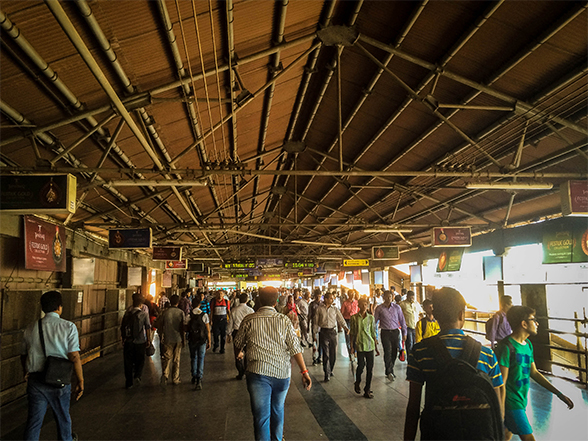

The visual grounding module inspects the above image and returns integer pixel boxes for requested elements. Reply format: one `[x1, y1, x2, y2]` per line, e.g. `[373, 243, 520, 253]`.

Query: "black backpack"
[122, 309, 143, 341]
[188, 312, 208, 344]
[419, 335, 503, 440]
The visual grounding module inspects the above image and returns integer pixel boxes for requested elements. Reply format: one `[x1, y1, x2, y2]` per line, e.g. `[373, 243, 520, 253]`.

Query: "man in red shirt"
[341, 290, 359, 361]
[210, 290, 231, 354]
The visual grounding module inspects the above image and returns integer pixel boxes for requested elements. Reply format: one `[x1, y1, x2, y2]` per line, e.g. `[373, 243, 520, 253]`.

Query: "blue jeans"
[25, 375, 73, 441]
[246, 372, 290, 441]
[406, 327, 416, 354]
[189, 341, 206, 380]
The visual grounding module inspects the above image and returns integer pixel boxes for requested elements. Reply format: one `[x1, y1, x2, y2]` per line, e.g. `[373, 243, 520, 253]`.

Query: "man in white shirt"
[399, 290, 423, 354]
[230, 293, 255, 379]
[315, 291, 349, 382]
[21, 291, 84, 441]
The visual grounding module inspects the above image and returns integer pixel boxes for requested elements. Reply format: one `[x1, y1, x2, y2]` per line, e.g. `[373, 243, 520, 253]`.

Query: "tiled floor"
[2, 333, 587, 440]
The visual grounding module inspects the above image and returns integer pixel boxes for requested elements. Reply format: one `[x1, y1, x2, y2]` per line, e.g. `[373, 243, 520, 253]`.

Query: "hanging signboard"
[343, 259, 370, 267]
[431, 227, 472, 247]
[1, 174, 77, 214]
[353, 270, 361, 280]
[372, 246, 399, 260]
[542, 221, 588, 264]
[108, 228, 152, 249]
[166, 260, 188, 270]
[561, 180, 588, 216]
[223, 260, 256, 269]
[256, 258, 284, 268]
[284, 260, 315, 269]
[436, 249, 465, 272]
[24, 216, 66, 272]
[153, 246, 182, 261]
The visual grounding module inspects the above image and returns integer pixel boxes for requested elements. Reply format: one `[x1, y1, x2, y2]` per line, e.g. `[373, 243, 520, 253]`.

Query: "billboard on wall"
[24, 216, 66, 272]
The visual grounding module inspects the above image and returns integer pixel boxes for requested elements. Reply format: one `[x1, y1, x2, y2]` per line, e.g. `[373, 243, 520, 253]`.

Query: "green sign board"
[436, 249, 464, 272]
[543, 221, 588, 264]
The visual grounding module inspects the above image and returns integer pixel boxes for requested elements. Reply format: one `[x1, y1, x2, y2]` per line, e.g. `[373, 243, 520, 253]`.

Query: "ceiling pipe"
[74, 0, 202, 231]
[249, 0, 289, 223]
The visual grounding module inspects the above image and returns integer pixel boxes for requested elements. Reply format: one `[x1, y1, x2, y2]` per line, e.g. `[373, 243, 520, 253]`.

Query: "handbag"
[38, 319, 74, 388]
[146, 342, 156, 356]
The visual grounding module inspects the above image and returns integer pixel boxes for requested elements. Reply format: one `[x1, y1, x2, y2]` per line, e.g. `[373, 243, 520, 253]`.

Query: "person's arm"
[205, 322, 211, 350]
[399, 308, 407, 341]
[20, 354, 28, 379]
[292, 352, 312, 390]
[404, 382, 423, 441]
[488, 315, 496, 346]
[335, 308, 349, 333]
[415, 319, 423, 344]
[67, 351, 84, 401]
[530, 362, 574, 409]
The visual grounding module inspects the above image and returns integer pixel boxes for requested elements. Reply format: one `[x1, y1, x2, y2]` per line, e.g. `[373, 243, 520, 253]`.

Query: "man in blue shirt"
[404, 287, 505, 441]
[21, 291, 84, 441]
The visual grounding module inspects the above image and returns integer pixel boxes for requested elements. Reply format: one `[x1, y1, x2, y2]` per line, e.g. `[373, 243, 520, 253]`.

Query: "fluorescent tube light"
[466, 182, 553, 190]
[291, 240, 340, 247]
[327, 247, 363, 250]
[363, 228, 413, 233]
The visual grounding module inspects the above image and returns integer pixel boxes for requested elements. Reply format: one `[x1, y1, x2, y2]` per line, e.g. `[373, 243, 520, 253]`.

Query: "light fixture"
[107, 179, 207, 187]
[291, 240, 341, 247]
[317, 256, 344, 260]
[363, 228, 413, 233]
[466, 182, 553, 190]
[327, 246, 363, 250]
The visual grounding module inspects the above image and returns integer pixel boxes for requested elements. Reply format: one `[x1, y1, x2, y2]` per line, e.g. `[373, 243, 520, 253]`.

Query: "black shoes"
[354, 382, 361, 394]
[323, 374, 330, 382]
[363, 391, 374, 399]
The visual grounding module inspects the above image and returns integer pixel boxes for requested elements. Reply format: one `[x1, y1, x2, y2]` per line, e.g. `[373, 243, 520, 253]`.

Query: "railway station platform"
[2, 334, 587, 441]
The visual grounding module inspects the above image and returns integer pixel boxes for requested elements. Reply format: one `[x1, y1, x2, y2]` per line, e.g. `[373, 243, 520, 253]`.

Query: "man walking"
[21, 291, 84, 441]
[374, 290, 406, 380]
[308, 289, 323, 365]
[399, 290, 423, 354]
[315, 291, 349, 382]
[234, 287, 312, 441]
[497, 305, 573, 441]
[229, 292, 254, 380]
[210, 290, 231, 354]
[120, 293, 152, 388]
[187, 294, 211, 390]
[295, 289, 311, 347]
[156, 294, 186, 385]
[350, 297, 380, 398]
[487, 295, 513, 349]
[404, 287, 504, 441]
[341, 290, 359, 360]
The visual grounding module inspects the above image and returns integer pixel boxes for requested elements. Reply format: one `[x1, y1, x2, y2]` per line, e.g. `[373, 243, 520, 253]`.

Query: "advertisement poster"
[436, 249, 465, 272]
[372, 246, 399, 260]
[162, 271, 172, 288]
[431, 227, 472, 247]
[128, 267, 142, 286]
[1, 174, 77, 214]
[24, 216, 66, 272]
[543, 221, 588, 264]
[561, 180, 588, 216]
[166, 260, 187, 270]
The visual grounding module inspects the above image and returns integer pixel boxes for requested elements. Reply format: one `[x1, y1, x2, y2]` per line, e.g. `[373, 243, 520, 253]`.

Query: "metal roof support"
[279, 0, 435, 229]
[76, 0, 205, 231]
[170, 40, 322, 165]
[357, 33, 588, 136]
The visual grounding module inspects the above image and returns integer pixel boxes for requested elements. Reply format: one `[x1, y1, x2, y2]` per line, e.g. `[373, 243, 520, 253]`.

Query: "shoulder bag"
[38, 319, 74, 388]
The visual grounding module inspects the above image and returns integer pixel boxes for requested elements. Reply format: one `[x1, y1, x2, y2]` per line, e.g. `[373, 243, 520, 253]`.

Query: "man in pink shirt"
[341, 290, 359, 361]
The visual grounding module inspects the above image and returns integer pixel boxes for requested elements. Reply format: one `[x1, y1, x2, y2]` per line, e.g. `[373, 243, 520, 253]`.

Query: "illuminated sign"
[343, 259, 369, 267]
[285, 260, 315, 269]
[431, 227, 472, 247]
[223, 260, 256, 269]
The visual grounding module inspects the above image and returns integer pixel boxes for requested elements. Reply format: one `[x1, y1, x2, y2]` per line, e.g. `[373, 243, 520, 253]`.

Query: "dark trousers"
[406, 327, 416, 354]
[232, 329, 246, 377]
[319, 328, 338, 376]
[123, 341, 146, 387]
[356, 350, 374, 393]
[212, 317, 227, 352]
[381, 329, 399, 375]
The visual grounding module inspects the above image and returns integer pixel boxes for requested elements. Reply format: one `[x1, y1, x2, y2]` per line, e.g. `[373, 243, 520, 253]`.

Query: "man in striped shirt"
[404, 287, 505, 441]
[234, 287, 312, 441]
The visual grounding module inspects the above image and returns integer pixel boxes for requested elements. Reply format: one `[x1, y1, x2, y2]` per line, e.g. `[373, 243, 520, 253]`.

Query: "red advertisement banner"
[166, 260, 187, 269]
[24, 216, 66, 272]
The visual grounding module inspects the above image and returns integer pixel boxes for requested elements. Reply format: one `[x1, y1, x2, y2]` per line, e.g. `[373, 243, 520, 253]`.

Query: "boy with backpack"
[404, 287, 505, 441]
[187, 293, 211, 390]
[120, 293, 151, 389]
[496, 306, 573, 441]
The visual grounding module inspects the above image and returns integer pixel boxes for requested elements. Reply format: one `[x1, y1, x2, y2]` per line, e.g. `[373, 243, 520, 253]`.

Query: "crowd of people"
[20, 286, 575, 441]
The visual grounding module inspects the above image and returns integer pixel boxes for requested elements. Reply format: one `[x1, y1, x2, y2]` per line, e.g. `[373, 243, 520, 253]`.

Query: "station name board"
[343, 259, 370, 267]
